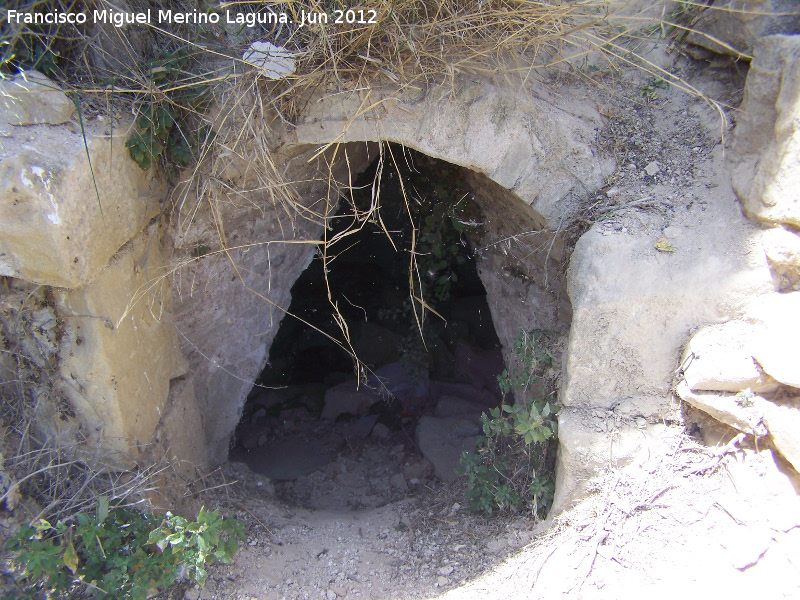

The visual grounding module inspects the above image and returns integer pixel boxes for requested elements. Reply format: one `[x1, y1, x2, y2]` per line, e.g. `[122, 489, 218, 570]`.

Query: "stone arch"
[1, 61, 788, 522]
[169, 76, 611, 467]
[0, 71, 619, 511]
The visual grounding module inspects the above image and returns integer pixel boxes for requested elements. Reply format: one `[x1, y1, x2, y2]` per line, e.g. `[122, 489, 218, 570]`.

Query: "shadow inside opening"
[229, 146, 506, 510]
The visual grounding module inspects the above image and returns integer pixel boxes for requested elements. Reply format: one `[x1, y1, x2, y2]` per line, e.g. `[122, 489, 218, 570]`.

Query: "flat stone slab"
[434, 395, 490, 419]
[416, 416, 481, 484]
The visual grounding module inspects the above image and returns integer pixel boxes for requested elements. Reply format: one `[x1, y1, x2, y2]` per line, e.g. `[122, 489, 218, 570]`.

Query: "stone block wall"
[0, 71, 202, 476]
[553, 34, 800, 513]
[676, 35, 800, 476]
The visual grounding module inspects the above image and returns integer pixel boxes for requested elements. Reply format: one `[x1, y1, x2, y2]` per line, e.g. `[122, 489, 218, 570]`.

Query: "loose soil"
[183, 425, 800, 600]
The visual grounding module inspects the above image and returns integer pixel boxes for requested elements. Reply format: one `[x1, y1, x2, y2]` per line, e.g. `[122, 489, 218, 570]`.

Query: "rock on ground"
[321, 380, 381, 421]
[416, 415, 481, 484]
[762, 226, 800, 291]
[686, 0, 800, 57]
[0, 71, 75, 125]
[680, 321, 778, 394]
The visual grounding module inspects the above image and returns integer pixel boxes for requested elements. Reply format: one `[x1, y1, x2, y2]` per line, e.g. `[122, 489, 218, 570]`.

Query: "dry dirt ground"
[186, 427, 800, 600]
[171, 40, 800, 600]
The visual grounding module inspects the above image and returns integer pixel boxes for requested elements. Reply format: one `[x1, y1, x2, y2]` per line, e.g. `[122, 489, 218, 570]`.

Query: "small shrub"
[460, 329, 559, 517]
[497, 329, 554, 396]
[5, 499, 244, 600]
[125, 50, 216, 171]
[460, 398, 557, 516]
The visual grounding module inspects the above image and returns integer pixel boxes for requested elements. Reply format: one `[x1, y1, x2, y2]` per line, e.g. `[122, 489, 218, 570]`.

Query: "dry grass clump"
[269, 0, 597, 110]
[1, 424, 165, 526]
[238, 0, 702, 123]
[0, 1, 701, 120]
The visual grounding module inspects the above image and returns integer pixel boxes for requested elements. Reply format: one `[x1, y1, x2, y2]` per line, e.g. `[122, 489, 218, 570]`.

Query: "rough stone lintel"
[292, 79, 608, 228]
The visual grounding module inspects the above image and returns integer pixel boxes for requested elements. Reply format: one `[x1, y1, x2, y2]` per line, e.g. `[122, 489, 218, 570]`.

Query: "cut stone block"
[681, 321, 778, 394]
[552, 409, 681, 515]
[747, 292, 800, 388]
[0, 70, 75, 126]
[56, 233, 188, 458]
[563, 196, 772, 415]
[731, 35, 800, 228]
[0, 115, 166, 287]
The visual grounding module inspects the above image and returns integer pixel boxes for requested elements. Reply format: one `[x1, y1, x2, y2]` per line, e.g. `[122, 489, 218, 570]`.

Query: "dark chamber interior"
[230, 146, 507, 509]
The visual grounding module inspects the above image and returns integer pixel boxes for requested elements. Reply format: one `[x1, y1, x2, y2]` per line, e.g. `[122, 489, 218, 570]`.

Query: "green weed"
[125, 50, 216, 171]
[640, 77, 669, 101]
[497, 329, 554, 396]
[414, 187, 483, 304]
[460, 330, 559, 517]
[5, 499, 244, 600]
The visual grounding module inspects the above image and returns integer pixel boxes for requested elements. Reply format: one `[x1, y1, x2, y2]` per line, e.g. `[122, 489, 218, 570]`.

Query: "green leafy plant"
[2, 36, 60, 78]
[460, 329, 559, 517]
[192, 243, 211, 258]
[416, 201, 468, 303]
[735, 387, 755, 408]
[125, 50, 215, 171]
[414, 187, 483, 304]
[5, 498, 244, 600]
[460, 450, 521, 515]
[639, 77, 668, 101]
[497, 329, 554, 396]
[460, 398, 557, 516]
